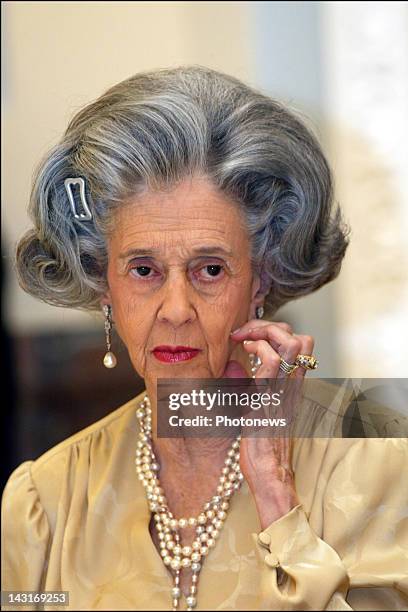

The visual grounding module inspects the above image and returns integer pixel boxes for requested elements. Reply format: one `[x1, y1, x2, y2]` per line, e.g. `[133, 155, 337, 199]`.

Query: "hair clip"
[64, 177, 93, 221]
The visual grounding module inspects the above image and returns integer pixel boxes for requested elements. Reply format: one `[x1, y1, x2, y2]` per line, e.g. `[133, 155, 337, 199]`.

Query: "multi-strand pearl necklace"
[135, 356, 261, 610]
[135, 395, 243, 611]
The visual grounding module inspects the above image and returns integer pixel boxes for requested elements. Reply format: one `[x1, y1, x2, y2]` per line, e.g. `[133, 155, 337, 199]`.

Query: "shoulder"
[343, 384, 408, 437]
[32, 389, 146, 471]
[301, 378, 408, 437]
[292, 379, 407, 503]
[2, 390, 146, 521]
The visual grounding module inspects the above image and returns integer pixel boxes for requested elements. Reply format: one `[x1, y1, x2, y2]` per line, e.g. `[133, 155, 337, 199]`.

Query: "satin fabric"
[2, 381, 408, 611]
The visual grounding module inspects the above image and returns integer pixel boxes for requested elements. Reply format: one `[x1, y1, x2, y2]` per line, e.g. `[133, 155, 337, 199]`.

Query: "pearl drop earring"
[103, 304, 117, 368]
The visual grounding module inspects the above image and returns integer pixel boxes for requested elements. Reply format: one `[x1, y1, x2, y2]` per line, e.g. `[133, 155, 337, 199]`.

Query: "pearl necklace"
[135, 395, 243, 611]
[135, 356, 261, 610]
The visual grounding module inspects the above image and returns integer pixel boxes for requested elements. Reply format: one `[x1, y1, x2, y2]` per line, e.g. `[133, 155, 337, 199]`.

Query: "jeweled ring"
[295, 354, 319, 370]
[278, 358, 299, 375]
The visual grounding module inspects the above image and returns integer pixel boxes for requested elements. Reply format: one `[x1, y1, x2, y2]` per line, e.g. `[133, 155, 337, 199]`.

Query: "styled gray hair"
[16, 65, 350, 315]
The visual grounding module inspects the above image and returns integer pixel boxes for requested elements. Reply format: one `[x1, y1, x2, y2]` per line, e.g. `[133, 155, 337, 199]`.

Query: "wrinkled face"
[104, 176, 261, 389]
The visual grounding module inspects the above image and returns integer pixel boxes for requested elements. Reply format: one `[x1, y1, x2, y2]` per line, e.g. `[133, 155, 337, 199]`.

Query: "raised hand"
[224, 320, 315, 528]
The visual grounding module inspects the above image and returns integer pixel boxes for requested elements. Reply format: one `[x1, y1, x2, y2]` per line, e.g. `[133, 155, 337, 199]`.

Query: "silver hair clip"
[64, 177, 93, 221]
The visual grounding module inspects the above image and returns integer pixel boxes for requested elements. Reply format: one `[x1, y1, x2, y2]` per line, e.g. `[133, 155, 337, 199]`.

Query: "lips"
[152, 345, 201, 363]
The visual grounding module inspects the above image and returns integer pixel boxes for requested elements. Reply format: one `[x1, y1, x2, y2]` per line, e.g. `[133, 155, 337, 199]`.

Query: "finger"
[279, 334, 315, 436]
[243, 332, 304, 384]
[242, 339, 281, 378]
[232, 323, 303, 368]
[230, 319, 272, 338]
[241, 339, 282, 420]
[231, 320, 293, 337]
[291, 334, 315, 379]
[272, 321, 294, 334]
[241, 333, 305, 434]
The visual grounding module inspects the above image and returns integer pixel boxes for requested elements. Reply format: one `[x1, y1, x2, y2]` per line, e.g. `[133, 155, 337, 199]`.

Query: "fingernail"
[230, 327, 241, 335]
[243, 340, 255, 345]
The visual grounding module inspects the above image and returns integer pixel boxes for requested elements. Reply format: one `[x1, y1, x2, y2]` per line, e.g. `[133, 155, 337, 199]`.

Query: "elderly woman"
[2, 66, 407, 611]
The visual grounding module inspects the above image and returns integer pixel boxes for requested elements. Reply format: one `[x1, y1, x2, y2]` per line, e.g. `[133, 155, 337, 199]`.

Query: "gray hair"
[16, 65, 350, 315]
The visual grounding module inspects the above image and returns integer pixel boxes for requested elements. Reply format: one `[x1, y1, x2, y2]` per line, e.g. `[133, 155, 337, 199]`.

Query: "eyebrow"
[119, 246, 234, 259]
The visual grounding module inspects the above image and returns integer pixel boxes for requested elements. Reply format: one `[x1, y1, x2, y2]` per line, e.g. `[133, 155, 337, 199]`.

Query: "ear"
[248, 274, 265, 320]
[99, 290, 112, 309]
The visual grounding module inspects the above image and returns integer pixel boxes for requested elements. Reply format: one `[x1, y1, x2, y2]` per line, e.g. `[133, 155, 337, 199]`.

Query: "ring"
[252, 353, 318, 376]
[295, 354, 319, 370]
[279, 354, 319, 375]
[278, 358, 299, 375]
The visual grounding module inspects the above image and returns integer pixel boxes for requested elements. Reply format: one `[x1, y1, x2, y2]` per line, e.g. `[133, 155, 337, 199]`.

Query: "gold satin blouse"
[2, 381, 408, 611]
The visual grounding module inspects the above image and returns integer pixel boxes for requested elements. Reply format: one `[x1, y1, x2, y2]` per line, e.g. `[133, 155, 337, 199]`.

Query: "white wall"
[321, 1, 408, 376]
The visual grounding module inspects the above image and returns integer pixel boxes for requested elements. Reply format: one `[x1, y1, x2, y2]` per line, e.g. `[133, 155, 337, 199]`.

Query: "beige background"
[2, 1, 407, 377]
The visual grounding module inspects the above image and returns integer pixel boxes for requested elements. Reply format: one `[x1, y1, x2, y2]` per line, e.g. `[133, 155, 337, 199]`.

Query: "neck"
[144, 384, 237, 470]
[138, 392, 239, 518]
[153, 435, 235, 471]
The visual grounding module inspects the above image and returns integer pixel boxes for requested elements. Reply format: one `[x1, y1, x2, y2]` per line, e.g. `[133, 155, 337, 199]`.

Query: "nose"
[157, 274, 196, 329]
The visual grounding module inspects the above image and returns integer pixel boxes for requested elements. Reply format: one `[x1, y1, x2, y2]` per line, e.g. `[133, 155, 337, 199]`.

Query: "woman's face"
[104, 175, 262, 388]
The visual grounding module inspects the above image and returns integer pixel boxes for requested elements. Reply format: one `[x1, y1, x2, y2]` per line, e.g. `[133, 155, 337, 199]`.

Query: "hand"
[224, 319, 315, 528]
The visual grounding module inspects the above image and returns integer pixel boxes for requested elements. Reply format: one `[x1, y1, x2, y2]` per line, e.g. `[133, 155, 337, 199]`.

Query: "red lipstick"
[152, 345, 201, 363]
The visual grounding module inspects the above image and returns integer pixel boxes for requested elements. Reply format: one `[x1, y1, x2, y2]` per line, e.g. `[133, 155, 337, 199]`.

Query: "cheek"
[109, 287, 149, 350]
[219, 275, 254, 319]
[200, 281, 252, 345]
[112, 300, 152, 377]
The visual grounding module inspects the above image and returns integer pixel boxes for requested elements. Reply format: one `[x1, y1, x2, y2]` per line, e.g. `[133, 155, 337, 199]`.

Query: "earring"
[103, 305, 117, 368]
[250, 305, 264, 375]
[255, 305, 264, 319]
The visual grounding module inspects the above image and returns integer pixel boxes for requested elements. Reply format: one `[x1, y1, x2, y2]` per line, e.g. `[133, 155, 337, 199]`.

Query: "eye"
[129, 264, 159, 280]
[135, 265, 151, 276]
[196, 263, 224, 282]
[205, 264, 222, 276]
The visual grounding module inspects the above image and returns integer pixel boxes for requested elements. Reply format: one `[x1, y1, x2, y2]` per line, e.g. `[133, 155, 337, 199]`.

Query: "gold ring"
[278, 358, 299, 375]
[295, 354, 319, 370]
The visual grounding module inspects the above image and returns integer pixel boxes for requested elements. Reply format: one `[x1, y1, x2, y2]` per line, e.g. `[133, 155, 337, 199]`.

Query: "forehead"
[110, 176, 250, 252]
